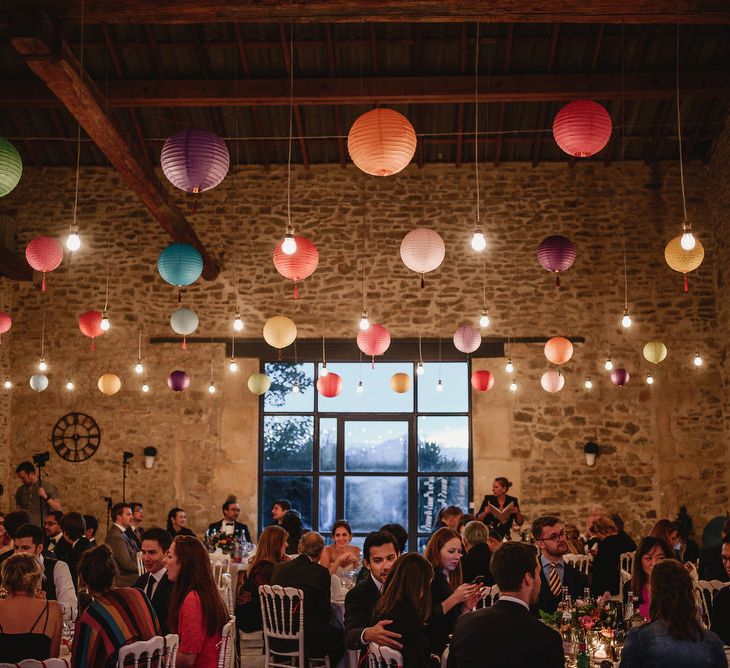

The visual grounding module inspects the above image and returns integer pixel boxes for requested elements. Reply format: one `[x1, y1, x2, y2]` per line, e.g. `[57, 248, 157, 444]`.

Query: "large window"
[259, 360, 471, 550]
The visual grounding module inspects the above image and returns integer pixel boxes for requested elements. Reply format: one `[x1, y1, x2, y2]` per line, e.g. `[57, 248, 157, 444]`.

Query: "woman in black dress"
[166, 507, 196, 538]
[475, 477, 524, 540]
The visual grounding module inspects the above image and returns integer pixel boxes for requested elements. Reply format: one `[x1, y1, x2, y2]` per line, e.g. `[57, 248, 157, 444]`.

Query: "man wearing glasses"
[531, 516, 589, 614]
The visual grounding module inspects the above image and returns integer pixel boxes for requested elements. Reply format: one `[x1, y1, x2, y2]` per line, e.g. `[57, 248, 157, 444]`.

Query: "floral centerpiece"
[204, 529, 238, 555]
[540, 592, 618, 636]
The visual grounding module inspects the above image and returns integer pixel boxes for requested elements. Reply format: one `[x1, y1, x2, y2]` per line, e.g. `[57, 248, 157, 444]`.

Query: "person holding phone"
[476, 478, 524, 540]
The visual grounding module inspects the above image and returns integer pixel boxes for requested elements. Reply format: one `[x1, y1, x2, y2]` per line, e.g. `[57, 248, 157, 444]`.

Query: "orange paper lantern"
[273, 235, 319, 298]
[347, 108, 417, 177]
[544, 337, 574, 365]
[390, 372, 411, 394]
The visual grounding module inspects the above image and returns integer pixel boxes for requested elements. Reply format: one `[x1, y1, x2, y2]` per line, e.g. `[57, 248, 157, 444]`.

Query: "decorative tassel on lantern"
[357, 324, 391, 368]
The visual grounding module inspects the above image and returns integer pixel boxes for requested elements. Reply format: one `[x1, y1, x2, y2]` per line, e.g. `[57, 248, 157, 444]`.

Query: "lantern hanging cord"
[676, 24, 688, 223]
[321, 322, 327, 365]
[360, 215, 367, 310]
[138, 324, 142, 359]
[622, 226, 629, 310]
[102, 240, 111, 311]
[418, 333, 423, 364]
[474, 21, 480, 225]
[482, 254, 487, 308]
[40, 293, 46, 359]
[71, 0, 85, 227]
[286, 23, 294, 233]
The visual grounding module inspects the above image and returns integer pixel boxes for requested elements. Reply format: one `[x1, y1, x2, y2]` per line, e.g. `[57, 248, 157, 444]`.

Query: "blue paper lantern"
[157, 243, 203, 287]
[30, 374, 48, 392]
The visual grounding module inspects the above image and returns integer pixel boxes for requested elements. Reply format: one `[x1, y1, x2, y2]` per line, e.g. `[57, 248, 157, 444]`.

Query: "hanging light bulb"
[134, 360, 144, 375]
[3, 377, 11, 389]
[66, 225, 81, 252]
[416, 361, 425, 376]
[66, 379, 74, 391]
[621, 309, 632, 328]
[436, 379, 444, 392]
[585, 377, 593, 390]
[479, 308, 490, 329]
[505, 359, 514, 374]
[356, 380, 364, 394]
[282, 230, 297, 256]
[100, 310, 110, 332]
[693, 351, 703, 367]
[228, 359, 239, 373]
[604, 357, 614, 371]
[38, 357, 47, 372]
[208, 380, 217, 394]
[233, 312, 244, 332]
[471, 229, 487, 252]
[681, 221, 696, 251]
[646, 372, 654, 385]
[291, 382, 300, 394]
[359, 309, 370, 331]
[321, 362, 329, 377]
[509, 380, 517, 393]
[141, 380, 150, 393]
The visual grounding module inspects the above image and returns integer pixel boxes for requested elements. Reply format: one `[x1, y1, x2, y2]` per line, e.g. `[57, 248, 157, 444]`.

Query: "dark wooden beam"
[454, 23, 467, 168]
[0, 247, 33, 281]
[325, 24, 347, 168]
[48, 108, 76, 164]
[494, 24, 513, 167]
[8, 7, 219, 280]
[531, 24, 560, 167]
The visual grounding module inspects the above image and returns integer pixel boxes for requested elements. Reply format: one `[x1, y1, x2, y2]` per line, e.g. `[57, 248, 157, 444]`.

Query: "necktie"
[145, 575, 155, 599]
[549, 562, 562, 597]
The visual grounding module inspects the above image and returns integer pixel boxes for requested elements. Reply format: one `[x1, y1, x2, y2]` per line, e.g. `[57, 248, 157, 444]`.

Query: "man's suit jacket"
[208, 520, 252, 543]
[106, 524, 139, 587]
[460, 542, 495, 586]
[127, 526, 143, 551]
[47, 535, 72, 564]
[448, 599, 565, 668]
[67, 536, 93, 589]
[134, 571, 174, 634]
[535, 560, 589, 614]
[344, 574, 380, 650]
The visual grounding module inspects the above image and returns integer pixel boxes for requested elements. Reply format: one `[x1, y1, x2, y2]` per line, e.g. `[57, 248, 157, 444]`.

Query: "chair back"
[217, 615, 237, 668]
[617, 568, 632, 602]
[210, 554, 232, 587]
[164, 633, 179, 668]
[476, 583, 500, 609]
[619, 551, 635, 577]
[259, 584, 305, 667]
[695, 580, 724, 628]
[440, 646, 449, 668]
[136, 551, 145, 576]
[367, 643, 403, 668]
[116, 636, 165, 667]
[563, 553, 591, 576]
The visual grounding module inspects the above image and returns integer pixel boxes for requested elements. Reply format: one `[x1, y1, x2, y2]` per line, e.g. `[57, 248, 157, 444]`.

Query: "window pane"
[417, 362, 468, 413]
[418, 475, 469, 534]
[345, 476, 408, 532]
[418, 416, 469, 472]
[263, 416, 313, 471]
[345, 421, 408, 472]
[317, 363, 413, 413]
[319, 476, 335, 533]
[319, 418, 337, 472]
[264, 362, 315, 412]
[261, 476, 313, 530]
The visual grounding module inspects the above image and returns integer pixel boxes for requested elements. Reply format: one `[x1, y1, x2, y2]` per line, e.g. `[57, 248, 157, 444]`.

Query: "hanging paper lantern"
[400, 229, 446, 287]
[347, 108, 417, 177]
[471, 370, 495, 392]
[317, 372, 343, 398]
[552, 100, 612, 158]
[29, 374, 48, 392]
[0, 138, 22, 197]
[453, 325, 481, 354]
[541, 370, 565, 393]
[544, 337, 574, 365]
[157, 243, 204, 287]
[25, 236, 63, 292]
[390, 372, 411, 394]
[98, 373, 122, 396]
[357, 323, 391, 368]
[664, 236, 704, 292]
[643, 341, 668, 365]
[167, 370, 190, 392]
[161, 128, 230, 193]
[273, 236, 319, 298]
[78, 310, 105, 351]
[537, 235, 576, 287]
[247, 372, 271, 396]
[263, 316, 297, 358]
[170, 307, 199, 350]
[0, 311, 11, 343]
[610, 368, 630, 387]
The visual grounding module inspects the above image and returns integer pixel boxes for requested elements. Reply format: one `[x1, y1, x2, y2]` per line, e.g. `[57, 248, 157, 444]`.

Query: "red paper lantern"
[544, 337, 574, 365]
[471, 370, 495, 392]
[26, 236, 63, 291]
[317, 372, 343, 398]
[347, 108, 417, 177]
[357, 323, 391, 368]
[79, 310, 105, 351]
[0, 311, 11, 343]
[273, 235, 319, 299]
[552, 100, 612, 158]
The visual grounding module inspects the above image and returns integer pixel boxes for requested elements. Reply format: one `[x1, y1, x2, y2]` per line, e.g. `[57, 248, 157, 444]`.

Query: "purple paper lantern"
[167, 370, 190, 392]
[537, 235, 576, 287]
[610, 368, 630, 387]
[161, 129, 230, 194]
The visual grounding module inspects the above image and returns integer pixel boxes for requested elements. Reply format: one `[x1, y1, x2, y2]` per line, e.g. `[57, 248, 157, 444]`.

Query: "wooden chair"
[564, 553, 591, 576]
[217, 615, 237, 668]
[367, 643, 404, 668]
[136, 551, 145, 576]
[116, 635, 165, 667]
[164, 633, 179, 668]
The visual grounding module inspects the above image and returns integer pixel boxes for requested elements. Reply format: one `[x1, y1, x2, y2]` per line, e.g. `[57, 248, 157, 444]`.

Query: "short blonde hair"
[1, 553, 42, 595]
[462, 520, 490, 549]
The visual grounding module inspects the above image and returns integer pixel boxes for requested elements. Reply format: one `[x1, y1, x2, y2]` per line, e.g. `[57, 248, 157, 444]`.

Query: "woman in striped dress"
[71, 545, 160, 667]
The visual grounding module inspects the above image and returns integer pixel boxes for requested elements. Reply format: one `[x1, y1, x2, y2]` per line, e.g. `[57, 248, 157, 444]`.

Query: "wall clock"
[51, 412, 101, 462]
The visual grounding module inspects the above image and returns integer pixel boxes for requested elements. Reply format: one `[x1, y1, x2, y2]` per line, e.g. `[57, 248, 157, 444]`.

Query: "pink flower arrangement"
[579, 615, 596, 630]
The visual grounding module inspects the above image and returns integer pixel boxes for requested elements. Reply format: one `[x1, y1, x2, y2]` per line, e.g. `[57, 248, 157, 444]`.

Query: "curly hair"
[1, 553, 42, 595]
[649, 559, 704, 641]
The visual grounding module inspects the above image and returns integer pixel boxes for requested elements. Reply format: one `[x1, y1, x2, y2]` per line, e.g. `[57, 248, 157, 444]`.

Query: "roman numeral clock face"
[51, 412, 101, 463]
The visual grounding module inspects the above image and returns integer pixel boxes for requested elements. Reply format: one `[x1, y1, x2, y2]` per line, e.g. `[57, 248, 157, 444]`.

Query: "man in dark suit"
[83, 515, 99, 546]
[532, 515, 589, 614]
[127, 502, 144, 550]
[44, 510, 72, 563]
[60, 511, 92, 589]
[134, 527, 174, 634]
[271, 531, 344, 666]
[344, 530, 402, 652]
[208, 498, 252, 543]
[105, 502, 140, 586]
[448, 541, 565, 668]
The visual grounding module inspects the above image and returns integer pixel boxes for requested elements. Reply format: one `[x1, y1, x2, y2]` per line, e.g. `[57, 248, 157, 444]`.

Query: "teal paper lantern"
[157, 243, 203, 287]
[0, 138, 22, 198]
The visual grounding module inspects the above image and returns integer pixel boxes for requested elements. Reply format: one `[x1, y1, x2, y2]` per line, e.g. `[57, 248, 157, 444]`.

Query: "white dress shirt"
[221, 521, 236, 536]
[39, 553, 78, 612]
[498, 594, 529, 611]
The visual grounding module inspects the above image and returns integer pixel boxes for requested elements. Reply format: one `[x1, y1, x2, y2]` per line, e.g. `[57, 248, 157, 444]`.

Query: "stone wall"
[0, 154, 726, 541]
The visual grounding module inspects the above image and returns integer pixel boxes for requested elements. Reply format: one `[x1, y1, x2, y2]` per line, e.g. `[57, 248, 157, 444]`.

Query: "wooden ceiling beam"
[7, 7, 219, 280]
[494, 24, 514, 167]
[0, 247, 34, 282]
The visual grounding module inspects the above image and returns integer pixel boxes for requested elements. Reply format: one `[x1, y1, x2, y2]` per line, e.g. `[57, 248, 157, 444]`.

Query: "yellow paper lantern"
[390, 372, 411, 394]
[347, 108, 417, 177]
[263, 316, 297, 352]
[643, 341, 668, 365]
[98, 373, 121, 396]
[247, 373, 271, 396]
[665, 236, 704, 291]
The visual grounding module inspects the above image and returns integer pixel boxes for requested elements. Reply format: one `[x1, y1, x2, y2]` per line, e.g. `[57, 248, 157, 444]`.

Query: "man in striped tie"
[531, 516, 589, 614]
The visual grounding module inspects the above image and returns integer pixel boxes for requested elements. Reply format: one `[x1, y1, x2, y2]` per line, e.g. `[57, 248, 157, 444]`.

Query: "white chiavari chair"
[563, 553, 591, 576]
[217, 615, 237, 668]
[116, 635, 165, 667]
[164, 633, 180, 668]
[0, 661, 70, 668]
[136, 551, 145, 576]
[367, 643, 403, 668]
[619, 551, 635, 577]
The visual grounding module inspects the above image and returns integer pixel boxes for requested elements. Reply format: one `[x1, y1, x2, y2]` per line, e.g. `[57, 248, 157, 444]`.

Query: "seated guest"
[321, 520, 361, 575]
[564, 524, 585, 555]
[105, 503, 139, 587]
[380, 523, 408, 554]
[60, 512, 92, 589]
[127, 502, 144, 550]
[0, 511, 31, 566]
[236, 525, 288, 632]
[0, 553, 63, 662]
[700, 518, 730, 582]
[271, 499, 303, 554]
[83, 514, 99, 546]
[432, 506, 464, 534]
[710, 538, 730, 643]
[460, 521, 495, 587]
[271, 531, 345, 666]
[476, 477, 524, 540]
[372, 553, 434, 668]
[13, 523, 77, 612]
[456, 513, 475, 537]
[167, 507, 195, 538]
[582, 506, 607, 555]
[0, 512, 12, 555]
[589, 516, 626, 596]
[71, 545, 160, 667]
[44, 511, 71, 562]
[423, 527, 480, 656]
[650, 519, 681, 557]
[345, 530, 402, 652]
[609, 513, 637, 553]
[134, 527, 173, 634]
[448, 542, 565, 668]
[630, 536, 673, 620]
[532, 515, 588, 613]
[208, 497, 252, 543]
[621, 560, 725, 668]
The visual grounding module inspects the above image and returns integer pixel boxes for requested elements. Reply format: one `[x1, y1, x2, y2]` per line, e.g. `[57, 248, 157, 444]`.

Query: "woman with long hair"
[620, 560, 725, 667]
[372, 553, 434, 668]
[167, 507, 195, 538]
[321, 520, 361, 575]
[423, 528, 479, 656]
[167, 536, 229, 668]
[629, 536, 673, 620]
[235, 525, 288, 632]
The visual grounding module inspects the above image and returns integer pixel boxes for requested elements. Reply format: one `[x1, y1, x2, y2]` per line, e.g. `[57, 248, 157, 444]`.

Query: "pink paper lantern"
[79, 310, 105, 351]
[611, 368, 630, 387]
[453, 325, 481, 354]
[317, 373, 343, 398]
[357, 324, 391, 368]
[471, 370, 495, 392]
[273, 235, 319, 299]
[541, 370, 565, 393]
[26, 236, 63, 291]
[400, 229, 446, 287]
[553, 100, 612, 158]
[0, 311, 11, 343]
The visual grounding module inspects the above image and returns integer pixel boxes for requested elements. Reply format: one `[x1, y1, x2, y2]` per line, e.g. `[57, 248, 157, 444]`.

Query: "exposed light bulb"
[66, 379, 74, 391]
[646, 373, 654, 385]
[228, 359, 239, 373]
[604, 358, 614, 371]
[505, 359, 514, 374]
[681, 227, 696, 251]
[66, 229, 81, 252]
[585, 377, 593, 390]
[141, 381, 150, 393]
[38, 358, 47, 372]
[479, 309, 490, 329]
[100, 311, 110, 331]
[693, 352, 703, 367]
[356, 380, 364, 394]
[208, 381, 217, 394]
[436, 379, 444, 392]
[471, 229, 487, 252]
[134, 361, 144, 375]
[282, 234, 297, 255]
[621, 310, 632, 328]
[321, 363, 329, 377]
[233, 313, 244, 332]
[3, 377, 11, 390]
[416, 361, 425, 376]
[292, 382, 300, 394]
[509, 380, 518, 393]
[359, 310, 370, 331]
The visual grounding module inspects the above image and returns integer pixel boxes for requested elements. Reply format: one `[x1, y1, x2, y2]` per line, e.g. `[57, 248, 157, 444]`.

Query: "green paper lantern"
[0, 138, 22, 198]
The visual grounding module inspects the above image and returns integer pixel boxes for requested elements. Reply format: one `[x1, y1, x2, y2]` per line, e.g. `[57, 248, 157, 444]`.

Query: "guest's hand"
[363, 620, 403, 649]
[465, 586, 486, 610]
[453, 583, 479, 604]
[337, 552, 358, 569]
[38, 487, 48, 500]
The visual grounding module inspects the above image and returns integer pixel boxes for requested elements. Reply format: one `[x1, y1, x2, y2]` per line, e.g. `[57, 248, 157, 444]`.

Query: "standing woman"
[629, 536, 673, 620]
[423, 528, 479, 657]
[167, 535, 229, 668]
[167, 508, 196, 538]
[321, 520, 361, 575]
[475, 478, 524, 540]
